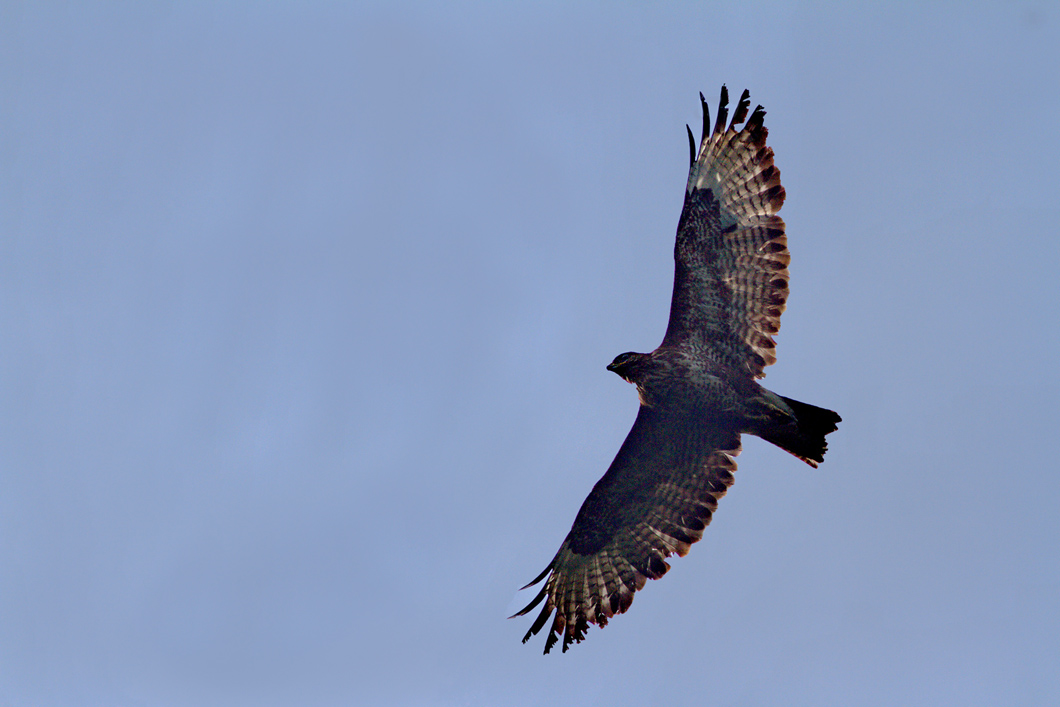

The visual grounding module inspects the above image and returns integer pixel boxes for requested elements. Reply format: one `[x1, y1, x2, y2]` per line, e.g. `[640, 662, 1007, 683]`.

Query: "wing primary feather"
[730, 89, 751, 130]
[699, 91, 710, 144]
[518, 561, 553, 591]
[524, 602, 554, 644]
[713, 84, 729, 136]
[544, 625, 560, 653]
[686, 125, 695, 168]
[747, 104, 767, 133]
[510, 582, 549, 619]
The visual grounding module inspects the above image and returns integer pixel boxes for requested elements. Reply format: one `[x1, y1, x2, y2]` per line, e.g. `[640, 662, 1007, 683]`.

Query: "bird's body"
[514, 87, 840, 654]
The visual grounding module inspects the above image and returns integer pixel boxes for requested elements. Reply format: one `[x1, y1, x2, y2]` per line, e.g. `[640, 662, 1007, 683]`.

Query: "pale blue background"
[3, 2, 1058, 705]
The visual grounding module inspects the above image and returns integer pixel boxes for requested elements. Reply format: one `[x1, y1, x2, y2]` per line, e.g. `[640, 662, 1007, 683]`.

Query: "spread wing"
[512, 406, 740, 653]
[662, 86, 790, 379]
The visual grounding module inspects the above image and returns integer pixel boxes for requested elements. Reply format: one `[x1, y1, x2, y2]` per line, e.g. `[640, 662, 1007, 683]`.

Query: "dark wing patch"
[662, 87, 790, 378]
[512, 407, 740, 654]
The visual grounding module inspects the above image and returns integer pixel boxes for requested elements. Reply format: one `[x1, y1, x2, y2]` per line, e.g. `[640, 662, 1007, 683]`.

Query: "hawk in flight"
[513, 87, 841, 654]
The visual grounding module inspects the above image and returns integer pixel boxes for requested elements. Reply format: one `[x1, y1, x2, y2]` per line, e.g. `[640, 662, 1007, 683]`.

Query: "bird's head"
[606, 351, 649, 383]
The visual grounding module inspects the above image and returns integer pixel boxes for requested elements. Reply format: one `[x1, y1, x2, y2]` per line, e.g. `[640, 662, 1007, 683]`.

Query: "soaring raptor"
[513, 87, 841, 654]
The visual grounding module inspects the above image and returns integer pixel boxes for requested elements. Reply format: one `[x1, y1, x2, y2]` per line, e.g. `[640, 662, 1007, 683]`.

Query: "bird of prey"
[513, 87, 841, 654]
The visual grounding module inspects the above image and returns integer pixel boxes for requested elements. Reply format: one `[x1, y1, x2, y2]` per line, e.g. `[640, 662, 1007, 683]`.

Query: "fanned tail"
[758, 396, 841, 467]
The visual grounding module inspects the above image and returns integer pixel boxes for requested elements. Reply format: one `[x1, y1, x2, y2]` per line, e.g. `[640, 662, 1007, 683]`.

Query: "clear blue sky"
[3, 2, 1058, 705]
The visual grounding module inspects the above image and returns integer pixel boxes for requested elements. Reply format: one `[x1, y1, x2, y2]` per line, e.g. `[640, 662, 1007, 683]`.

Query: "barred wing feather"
[512, 406, 740, 654]
[663, 86, 790, 378]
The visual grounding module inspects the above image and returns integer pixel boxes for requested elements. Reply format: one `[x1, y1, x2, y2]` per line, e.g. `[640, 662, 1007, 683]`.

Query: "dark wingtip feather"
[713, 85, 729, 136]
[510, 583, 549, 619]
[700, 91, 710, 144]
[747, 104, 767, 128]
[522, 601, 554, 646]
[518, 562, 553, 591]
[746, 105, 768, 142]
[730, 89, 751, 129]
[686, 125, 695, 168]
